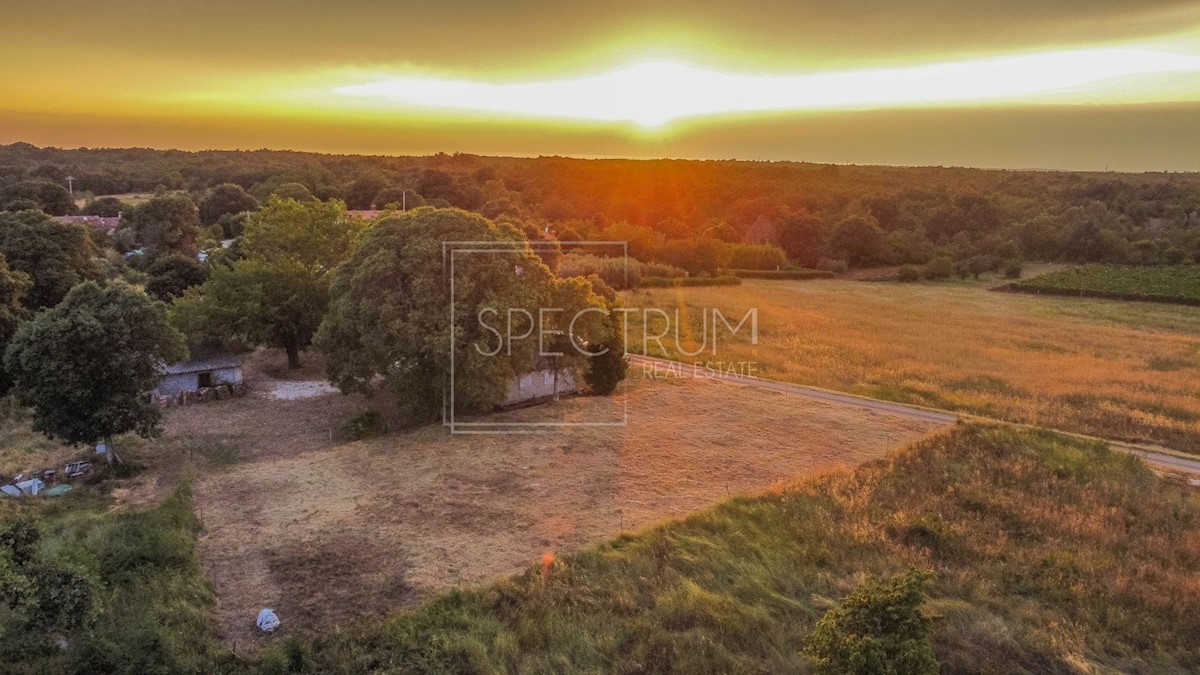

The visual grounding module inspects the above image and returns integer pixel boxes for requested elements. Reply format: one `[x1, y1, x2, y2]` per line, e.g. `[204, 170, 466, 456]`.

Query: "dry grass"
[173, 371, 942, 649]
[624, 279, 1200, 452]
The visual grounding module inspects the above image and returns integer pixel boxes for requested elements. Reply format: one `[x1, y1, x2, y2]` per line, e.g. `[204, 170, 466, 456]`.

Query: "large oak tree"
[4, 282, 186, 452]
[316, 207, 612, 421]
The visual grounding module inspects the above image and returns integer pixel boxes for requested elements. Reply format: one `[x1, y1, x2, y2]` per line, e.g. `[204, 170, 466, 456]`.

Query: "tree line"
[4, 143, 1200, 278]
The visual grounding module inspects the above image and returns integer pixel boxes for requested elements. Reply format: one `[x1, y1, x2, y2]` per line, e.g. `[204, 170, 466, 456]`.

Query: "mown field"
[6, 421, 1199, 673]
[244, 425, 1200, 674]
[1008, 264, 1200, 305]
[623, 278, 1200, 453]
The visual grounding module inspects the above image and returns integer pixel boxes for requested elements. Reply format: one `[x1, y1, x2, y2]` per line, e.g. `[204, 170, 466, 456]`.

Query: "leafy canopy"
[316, 207, 613, 420]
[0, 210, 102, 310]
[4, 282, 186, 445]
[172, 196, 364, 367]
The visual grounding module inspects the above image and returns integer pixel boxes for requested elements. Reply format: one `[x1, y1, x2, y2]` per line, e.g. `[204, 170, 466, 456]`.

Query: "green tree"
[921, 255, 956, 280]
[81, 196, 126, 217]
[144, 254, 208, 301]
[374, 186, 423, 210]
[581, 275, 627, 395]
[0, 180, 76, 215]
[0, 210, 102, 309]
[344, 173, 387, 209]
[130, 193, 200, 256]
[173, 196, 363, 368]
[0, 253, 31, 394]
[776, 209, 828, 267]
[897, 264, 920, 282]
[4, 282, 186, 455]
[830, 214, 890, 268]
[316, 208, 611, 421]
[803, 569, 937, 675]
[199, 183, 258, 226]
[270, 182, 315, 203]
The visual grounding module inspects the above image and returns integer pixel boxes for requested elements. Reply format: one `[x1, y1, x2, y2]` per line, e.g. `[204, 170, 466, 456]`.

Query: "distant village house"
[53, 214, 121, 234]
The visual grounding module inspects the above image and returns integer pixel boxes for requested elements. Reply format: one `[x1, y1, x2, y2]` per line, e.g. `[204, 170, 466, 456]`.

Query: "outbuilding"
[153, 353, 244, 398]
[501, 365, 578, 408]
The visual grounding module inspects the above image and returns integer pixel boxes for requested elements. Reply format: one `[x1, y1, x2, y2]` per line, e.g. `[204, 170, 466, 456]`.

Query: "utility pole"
[65, 175, 75, 198]
[402, 190, 407, 212]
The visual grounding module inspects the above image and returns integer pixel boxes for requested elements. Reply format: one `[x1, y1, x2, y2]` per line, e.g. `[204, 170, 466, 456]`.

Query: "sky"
[4, 0, 1200, 170]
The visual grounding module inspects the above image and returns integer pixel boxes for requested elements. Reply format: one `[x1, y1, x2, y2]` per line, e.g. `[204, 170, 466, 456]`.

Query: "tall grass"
[0, 482, 222, 674]
[247, 425, 1200, 674]
[624, 280, 1200, 452]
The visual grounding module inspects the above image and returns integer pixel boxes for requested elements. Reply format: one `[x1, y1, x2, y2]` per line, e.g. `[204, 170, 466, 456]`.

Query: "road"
[628, 354, 1200, 477]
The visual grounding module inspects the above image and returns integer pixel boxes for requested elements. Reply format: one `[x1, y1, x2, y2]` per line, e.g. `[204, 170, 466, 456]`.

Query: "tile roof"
[157, 353, 242, 375]
[54, 215, 121, 231]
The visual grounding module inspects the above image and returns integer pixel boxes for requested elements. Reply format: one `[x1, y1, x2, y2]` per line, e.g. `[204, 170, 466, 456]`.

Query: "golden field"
[623, 277, 1200, 452]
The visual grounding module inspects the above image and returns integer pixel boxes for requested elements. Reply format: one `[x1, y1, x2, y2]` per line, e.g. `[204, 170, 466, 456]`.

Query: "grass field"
[1008, 264, 1200, 305]
[170, 366, 940, 648]
[246, 425, 1200, 674]
[623, 278, 1200, 452]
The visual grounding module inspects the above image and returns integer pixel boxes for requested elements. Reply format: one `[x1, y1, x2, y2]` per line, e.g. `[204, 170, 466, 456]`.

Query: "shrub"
[1163, 247, 1187, 265]
[343, 411, 382, 440]
[921, 255, 956, 280]
[727, 243, 789, 270]
[803, 569, 937, 675]
[585, 345, 627, 395]
[897, 265, 920, 282]
[641, 275, 742, 288]
[1004, 259, 1024, 279]
[558, 253, 691, 290]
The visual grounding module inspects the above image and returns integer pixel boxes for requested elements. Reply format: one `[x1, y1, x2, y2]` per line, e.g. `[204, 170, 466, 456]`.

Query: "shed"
[502, 366, 578, 408]
[153, 353, 244, 398]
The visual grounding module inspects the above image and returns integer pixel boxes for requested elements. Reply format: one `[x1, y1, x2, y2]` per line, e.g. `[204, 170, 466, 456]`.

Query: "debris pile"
[154, 382, 248, 408]
[0, 459, 91, 498]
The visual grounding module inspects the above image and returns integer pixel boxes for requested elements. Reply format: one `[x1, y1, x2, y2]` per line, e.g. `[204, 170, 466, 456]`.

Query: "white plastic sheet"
[256, 608, 280, 632]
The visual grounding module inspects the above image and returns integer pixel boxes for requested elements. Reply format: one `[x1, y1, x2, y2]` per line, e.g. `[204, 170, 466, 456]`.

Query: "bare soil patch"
[181, 372, 943, 649]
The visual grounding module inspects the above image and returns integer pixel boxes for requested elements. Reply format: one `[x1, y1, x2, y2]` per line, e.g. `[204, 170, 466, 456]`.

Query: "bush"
[641, 261, 689, 279]
[585, 345, 627, 396]
[727, 243, 789, 270]
[561, 252, 648, 289]
[342, 411, 382, 440]
[1003, 259, 1024, 279]
[921, 255, 956, 280]
[1163, 247, 1187, 265]
[803, 569, 937, 675]
[897, 265, 920, 282]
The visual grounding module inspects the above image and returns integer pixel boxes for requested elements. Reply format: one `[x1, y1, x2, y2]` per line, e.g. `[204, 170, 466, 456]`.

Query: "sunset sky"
[4, 0, 1200, 170]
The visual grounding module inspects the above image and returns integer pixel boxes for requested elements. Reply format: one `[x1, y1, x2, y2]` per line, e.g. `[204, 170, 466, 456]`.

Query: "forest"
[2, 142, 1200, 280]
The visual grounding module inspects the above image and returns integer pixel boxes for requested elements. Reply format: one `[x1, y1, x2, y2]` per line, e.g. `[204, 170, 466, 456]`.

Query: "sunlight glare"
[334, 48, 1200, 127]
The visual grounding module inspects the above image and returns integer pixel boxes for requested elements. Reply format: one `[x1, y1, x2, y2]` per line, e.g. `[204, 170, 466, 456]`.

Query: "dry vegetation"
[162, 366, 942, 648]
[255, 425, 1200, 674]
[624, 278, 1200, 452]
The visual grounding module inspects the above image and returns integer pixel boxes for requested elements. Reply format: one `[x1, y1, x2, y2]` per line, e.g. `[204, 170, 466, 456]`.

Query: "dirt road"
[628, 354, 1200, 476]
